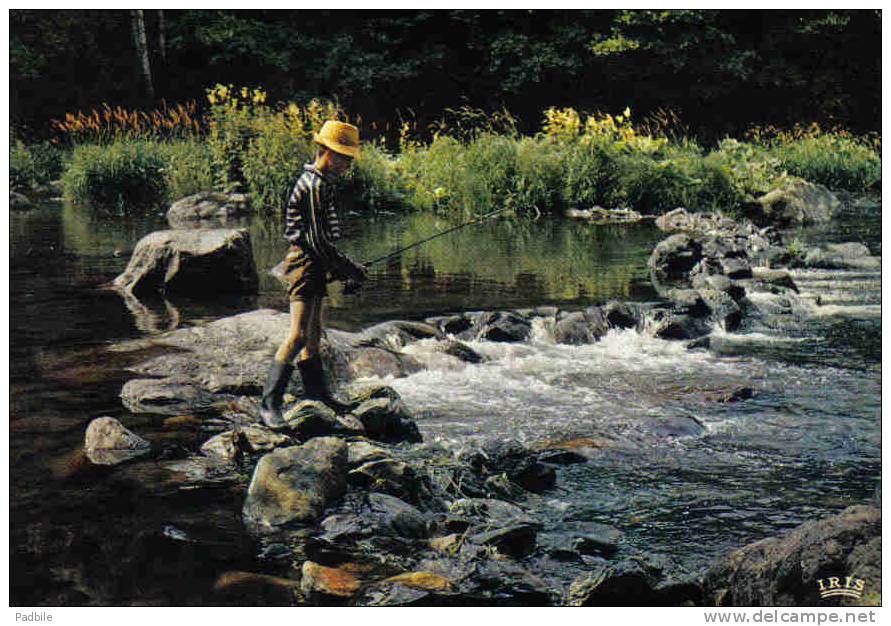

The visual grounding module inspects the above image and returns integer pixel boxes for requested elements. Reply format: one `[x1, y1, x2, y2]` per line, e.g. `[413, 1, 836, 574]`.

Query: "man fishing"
[259, 120, 368, 429]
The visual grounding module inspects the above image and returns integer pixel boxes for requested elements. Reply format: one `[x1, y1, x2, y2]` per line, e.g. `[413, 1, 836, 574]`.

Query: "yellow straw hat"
[313, 120, 360, 159]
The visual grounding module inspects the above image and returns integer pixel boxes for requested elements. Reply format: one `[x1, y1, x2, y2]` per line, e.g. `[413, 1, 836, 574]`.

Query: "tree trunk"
[157, 9, 167, 64]
[130, 9, 154, 99]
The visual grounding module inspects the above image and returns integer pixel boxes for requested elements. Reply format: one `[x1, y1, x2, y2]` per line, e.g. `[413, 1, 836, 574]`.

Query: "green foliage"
[62, 140, 213, 210]
[345, 143, 409, 211]
[63, 141, 168, 210]
[10, 140, 64, 190]
[164, 140, 214, 199]
[767, 133, 881, 191]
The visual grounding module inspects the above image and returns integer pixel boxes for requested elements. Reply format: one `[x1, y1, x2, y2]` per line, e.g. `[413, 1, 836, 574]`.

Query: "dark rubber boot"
[298, 355, 351, 413]
[259, 360, 294, 430]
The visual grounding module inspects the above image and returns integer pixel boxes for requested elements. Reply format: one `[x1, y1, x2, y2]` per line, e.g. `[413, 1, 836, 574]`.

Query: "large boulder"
[648, 234, 704, 290]
[745, 178, 841, 226]
[112, 228, 258, 296]
[242, 437, 348, 530]
[703, 505, 881, 606]
[84, 416, 151, 465]
[166, 191, 251, 227]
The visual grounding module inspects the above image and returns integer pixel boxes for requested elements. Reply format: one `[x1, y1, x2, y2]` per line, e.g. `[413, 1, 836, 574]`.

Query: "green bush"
[10, 140, 64, 191]
[242, 118, 313, 209]
[768, 134, 881, 191]
[165, 140, 215, 200]
[62, 140, 213, 210]
[346, 142, 409, 210]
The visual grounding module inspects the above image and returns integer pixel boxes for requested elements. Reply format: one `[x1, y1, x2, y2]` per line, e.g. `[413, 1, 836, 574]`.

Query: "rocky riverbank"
[74, 203, 882, 606]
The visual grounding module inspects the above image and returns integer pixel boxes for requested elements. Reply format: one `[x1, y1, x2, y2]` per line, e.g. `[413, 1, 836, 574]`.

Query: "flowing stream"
[9, 200, 881, 604]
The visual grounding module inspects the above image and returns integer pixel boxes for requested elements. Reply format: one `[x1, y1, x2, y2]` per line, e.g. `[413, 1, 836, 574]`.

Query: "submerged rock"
[112, 228, 258, 296]
[242, 437, 348, 530]
[84, 416, 151, 465]
[703, 505, 881, 606]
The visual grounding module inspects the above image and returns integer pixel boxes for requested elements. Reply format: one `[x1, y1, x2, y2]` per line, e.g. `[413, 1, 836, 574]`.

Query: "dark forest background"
[10, 9, 881, 139]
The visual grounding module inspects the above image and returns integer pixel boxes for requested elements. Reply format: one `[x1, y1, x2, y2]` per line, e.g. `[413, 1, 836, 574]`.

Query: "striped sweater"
[284, 164, 359, 274]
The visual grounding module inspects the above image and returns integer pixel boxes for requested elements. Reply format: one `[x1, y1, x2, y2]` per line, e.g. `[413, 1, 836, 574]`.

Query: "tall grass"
[45, 90, 881, 216]
[62, 140, 213, 210]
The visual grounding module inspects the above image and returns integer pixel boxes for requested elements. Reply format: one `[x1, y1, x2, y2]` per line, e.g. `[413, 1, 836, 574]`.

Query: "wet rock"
[84, 417, 151, 465]
[471, 558, 554, 605]
[283, 400, 364, 439]
[697, 289, 742, 331]
[429, 534, 463, 554]
[703, 505, 881, 606]
[365, 492, 430, 539]
[565, 207, 643, 222]
[242, 437, 348, 530]
[449, 498, 539, 530]
[212, 570, 302, 605]
[566, 557, 695, 606]
[342, 345, 422, 380]
[538, 522, 623, 559]
[746, 178, 841, 226]
[112, 228, 258, 296]
[637, 414, 705, 438]
[719, 257, 752, 279]
[470, 524, 539, 558]
[655, 208, 739, 236]
[712, 387, 754, 403]
[348, 458, 427, 503]
[536, 449, 588, 465]
[384, 571, 453, 592]
[200, 425, 291, 462]
[301, 561, 362, 599]
[750, 267, 798, 293]
[649, 234, 703, 289]
[166, 191, 251, 227]
[320, 492, 429, 542]
[121, 378, 216, 415]
[802, 242, 880, 270]
[553, 307, 608, 345]
[476, 311, 532, 342]
[358, 320, 443, 349]
[346, 440, 391, 466]
[468, 440, 557, 493]
[603, 301, 641, 329]
[434, 340, 485, 363]
[653, 314, 711, 340]
[10, 191, 33, 211]
[428, 314, 474, 336]
[351, 396, 422, 444]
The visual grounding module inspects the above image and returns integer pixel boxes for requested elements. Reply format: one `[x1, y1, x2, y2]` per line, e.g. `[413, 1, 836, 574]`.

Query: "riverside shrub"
[62, 140, 213, 210]
[10, 140, 64, 191]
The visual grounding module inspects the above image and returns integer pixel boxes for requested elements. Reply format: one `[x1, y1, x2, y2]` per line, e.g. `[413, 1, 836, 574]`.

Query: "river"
[8, 199, 881, 605]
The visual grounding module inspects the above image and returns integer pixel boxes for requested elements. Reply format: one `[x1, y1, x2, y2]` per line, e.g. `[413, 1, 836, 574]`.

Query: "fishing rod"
[363, 205, 512, 267]
[340, 205, 511, 294]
